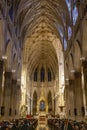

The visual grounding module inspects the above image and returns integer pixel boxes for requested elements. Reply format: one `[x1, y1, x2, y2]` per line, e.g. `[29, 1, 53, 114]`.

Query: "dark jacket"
[21, 124, 29, 130]
[61, 123, 73, 130]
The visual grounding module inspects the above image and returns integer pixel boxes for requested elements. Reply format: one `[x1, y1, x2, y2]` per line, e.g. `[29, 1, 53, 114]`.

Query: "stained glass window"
[64, 38, 67, 51]
[40, 100, 45, 111]
[40, 67, 45, 82]
[72, 5, 78, 25]
[57, 24, 67, 51]
[65, 0, 72, 18]
[68, 26, 72, 40]
[55, 23, 67, 51]
[65, 0, 78, 25]
[57, 24, 63, 38]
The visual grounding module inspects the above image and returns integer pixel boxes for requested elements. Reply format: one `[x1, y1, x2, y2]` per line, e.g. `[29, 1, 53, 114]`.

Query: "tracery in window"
[65, 0, 71, 18]
[65, 0, 78, 25]
[68, 26, 72, 40]
[40, 67, 45, 82]
[56, 24, 67, 51]
[63, 38, 67, 51]
[72, 4, 78, 25]
[48, 69, 51, 82]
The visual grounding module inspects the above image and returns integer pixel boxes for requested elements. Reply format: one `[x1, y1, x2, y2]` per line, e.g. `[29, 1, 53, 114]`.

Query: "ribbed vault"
[14, 0, 70, 41]
[14, 0, 71, 79]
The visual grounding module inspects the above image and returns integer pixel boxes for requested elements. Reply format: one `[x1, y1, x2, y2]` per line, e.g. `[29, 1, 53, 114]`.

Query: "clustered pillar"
[0, 67, 21, 119]
[0, 60, 4, 116]
[69, 80, 75, 119]
[74, 72, 84, 120]
[65, 71, 85, 120]
[3, 71, 12, 118]
[65, 80, 75, 119]
[16, 84, 21, 117]
[82, 61, 87, 110]
[11, 79, 17, 117]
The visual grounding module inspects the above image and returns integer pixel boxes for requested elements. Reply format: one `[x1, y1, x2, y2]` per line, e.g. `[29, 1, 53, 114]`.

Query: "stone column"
[65, 79, 75, 119]
[3, 71, 12, 118]
[11, 79, 17, 118]
[0, 60, 4, 115]
[15, 84, 21, 118]
[82, 61, 87, 111]
[74, 72, 84, 120]
[65, 83, 70, 118]
[68, 80, 75, 119]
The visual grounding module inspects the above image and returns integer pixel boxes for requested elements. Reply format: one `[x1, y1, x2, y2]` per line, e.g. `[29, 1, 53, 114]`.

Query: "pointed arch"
[40, 67, 45, 82]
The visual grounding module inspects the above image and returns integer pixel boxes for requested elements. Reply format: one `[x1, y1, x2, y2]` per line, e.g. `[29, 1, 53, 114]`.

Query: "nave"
[0, 117, 87, 130]
[0, 0, 87, 123]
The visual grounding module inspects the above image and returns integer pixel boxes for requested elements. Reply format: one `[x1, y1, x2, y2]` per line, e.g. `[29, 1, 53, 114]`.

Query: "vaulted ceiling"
[14, 0, 70, 41]
[13, 0, 73, 76]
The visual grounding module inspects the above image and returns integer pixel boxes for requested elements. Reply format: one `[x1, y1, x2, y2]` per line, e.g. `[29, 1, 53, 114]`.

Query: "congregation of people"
[0, 118, 87, 130]
[48, 118, 87, 130]
[0, 118, 38, 130]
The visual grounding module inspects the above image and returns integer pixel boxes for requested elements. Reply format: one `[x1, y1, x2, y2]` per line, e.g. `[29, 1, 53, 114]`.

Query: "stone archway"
[37, 90, 48, 114]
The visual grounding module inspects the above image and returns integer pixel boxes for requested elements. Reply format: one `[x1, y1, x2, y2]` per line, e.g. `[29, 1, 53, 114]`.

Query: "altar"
[37, 84, 48, 114]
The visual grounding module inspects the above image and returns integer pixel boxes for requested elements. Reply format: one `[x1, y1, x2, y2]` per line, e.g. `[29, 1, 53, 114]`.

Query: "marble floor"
[36, 123, 50, 130]
[36, 114, 50, 130]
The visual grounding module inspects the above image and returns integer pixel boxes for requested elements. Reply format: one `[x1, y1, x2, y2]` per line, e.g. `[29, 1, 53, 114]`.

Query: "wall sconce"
[17, 79, 21, 82]
[12, 69, 16, 73]
[65, 78, 69, 81]
[80, 57, 85, 61]
[70, 70, 75, 73]
[2, 55, 7, 60]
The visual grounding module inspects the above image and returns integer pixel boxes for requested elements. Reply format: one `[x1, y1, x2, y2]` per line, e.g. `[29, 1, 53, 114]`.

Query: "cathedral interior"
[0, 0, 87, 125]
